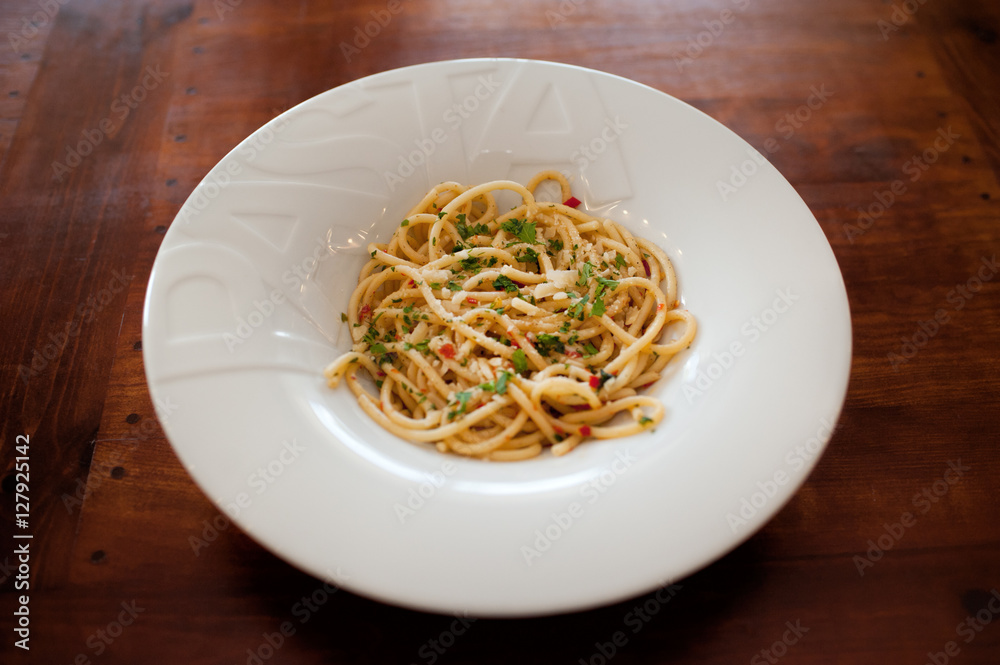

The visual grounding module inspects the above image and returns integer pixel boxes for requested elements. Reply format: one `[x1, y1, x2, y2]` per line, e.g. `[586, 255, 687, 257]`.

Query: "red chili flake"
[554, 426, 564, 435]
[438, 343, 455, 359]
[408, 279, 416, 288]
[639, 382, 654, 390]
[563, 196, 581, 208]
[466, 296, 478, 305]
[377, 370, 386, 377]
[642, 259, 650, 276]
[565, 349, 582, 359]
[359, 304, 371, 320]
[588, 375, 600, 389]
[579, 425, 591, 437]
[507, 335, 520, 348]
[657, 303, 665, 311]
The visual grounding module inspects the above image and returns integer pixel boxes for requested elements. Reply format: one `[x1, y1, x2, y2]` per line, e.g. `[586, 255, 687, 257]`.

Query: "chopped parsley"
[456, 213, 490, 240]
[547, 238, 564, 254]
[495, 370, 511, 395]
[534, 333, 565, 357]
[447, 390, 473, 420]
[403, 338, 431, 355]
[591, 295, 606, 317]
[568, 294, 590, 320]
[493, 275, 520, 293]
[577, 262, 593, 286]
[361, 313, 384, 345]
[481, 370, 512, 396]
[595, 369, 615, 390]
[453, 255, 482, 274]
[614, 252, 627, 270]
[595, 275, 619, 290]
[511, 349, 528, 374]
[500, 218, 536, 245]
[516, 247, 540, 269]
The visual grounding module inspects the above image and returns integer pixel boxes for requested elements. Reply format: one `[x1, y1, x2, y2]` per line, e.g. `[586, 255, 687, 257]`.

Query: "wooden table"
[2, 0, 999, 662]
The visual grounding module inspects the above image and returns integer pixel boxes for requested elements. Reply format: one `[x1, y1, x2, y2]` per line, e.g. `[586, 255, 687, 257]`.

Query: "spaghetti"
[324, 170, 696, 460]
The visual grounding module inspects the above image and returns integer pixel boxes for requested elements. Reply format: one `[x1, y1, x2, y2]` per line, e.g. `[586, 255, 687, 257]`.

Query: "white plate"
[144, 58, 851, 617]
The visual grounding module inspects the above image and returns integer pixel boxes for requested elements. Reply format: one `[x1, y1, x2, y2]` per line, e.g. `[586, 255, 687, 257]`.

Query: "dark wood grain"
[2, 0, 999, 663]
